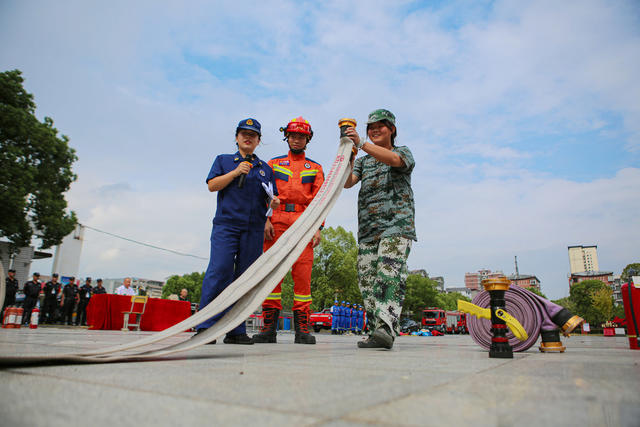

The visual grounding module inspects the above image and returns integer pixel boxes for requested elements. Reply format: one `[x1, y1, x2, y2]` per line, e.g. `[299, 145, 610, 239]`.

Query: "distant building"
[445, 287, 474, 299]
[431, 276, 445, 291]
[508, 274, 541, 292]
[0, 241, 52, 287]
[409, 269, 428, 278]
[569, 271, 613, 288]
[465, 269, 505, 291]
[568, 245, 599, 274]
[611, 275, 623, 306]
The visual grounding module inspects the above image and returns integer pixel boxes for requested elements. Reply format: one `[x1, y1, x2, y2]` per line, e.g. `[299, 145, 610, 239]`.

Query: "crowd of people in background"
[1, 270, 138, 326]
[330, 300, 367, 335]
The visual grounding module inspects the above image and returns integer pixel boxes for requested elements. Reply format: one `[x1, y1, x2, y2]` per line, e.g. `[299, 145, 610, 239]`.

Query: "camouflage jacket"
[353, 145, 416, 243]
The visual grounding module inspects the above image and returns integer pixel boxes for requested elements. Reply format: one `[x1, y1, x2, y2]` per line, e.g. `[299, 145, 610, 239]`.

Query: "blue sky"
[1, 0, 639, 300]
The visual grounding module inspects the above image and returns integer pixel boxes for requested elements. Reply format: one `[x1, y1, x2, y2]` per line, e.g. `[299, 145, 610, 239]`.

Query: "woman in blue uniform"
[195, 118, 280, 344]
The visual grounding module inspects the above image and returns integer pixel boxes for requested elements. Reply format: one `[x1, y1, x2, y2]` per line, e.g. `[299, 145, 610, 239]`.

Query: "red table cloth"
[87, 294, 191, 331]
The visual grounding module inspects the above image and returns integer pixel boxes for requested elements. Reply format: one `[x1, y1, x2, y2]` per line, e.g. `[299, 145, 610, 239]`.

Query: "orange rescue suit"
[263, 151, 325, 313]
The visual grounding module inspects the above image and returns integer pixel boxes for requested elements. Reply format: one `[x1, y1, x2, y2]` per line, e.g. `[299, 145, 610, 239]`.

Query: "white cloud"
[6, 1, 639, 300]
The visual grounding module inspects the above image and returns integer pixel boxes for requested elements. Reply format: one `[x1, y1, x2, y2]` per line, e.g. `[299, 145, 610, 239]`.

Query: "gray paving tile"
[1, 327, 638, 427]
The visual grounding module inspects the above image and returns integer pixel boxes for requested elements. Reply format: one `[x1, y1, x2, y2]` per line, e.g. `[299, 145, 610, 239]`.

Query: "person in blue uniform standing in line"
[339, 301, 347, 334]
[330, 300, 340, 334]
[351, 303, 359, 334]
[344, 302, 351, 333]
[357, 305, 365, 334]
[194, 118, 280, 344]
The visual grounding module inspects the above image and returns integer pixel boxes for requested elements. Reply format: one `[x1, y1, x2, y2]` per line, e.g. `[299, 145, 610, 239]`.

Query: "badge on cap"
[246, 119, 253, 125]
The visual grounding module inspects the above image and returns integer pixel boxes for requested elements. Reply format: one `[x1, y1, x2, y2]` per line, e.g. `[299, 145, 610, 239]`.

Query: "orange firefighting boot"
[293, 310, 316, 344]
[251, 308, 279, 343]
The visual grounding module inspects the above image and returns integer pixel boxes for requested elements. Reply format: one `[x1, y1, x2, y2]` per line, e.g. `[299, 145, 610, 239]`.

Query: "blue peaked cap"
[237, 118, 261, 135]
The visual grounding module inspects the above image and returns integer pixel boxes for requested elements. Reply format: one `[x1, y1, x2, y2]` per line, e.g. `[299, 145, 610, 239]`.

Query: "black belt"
[281, 203, 300, 212]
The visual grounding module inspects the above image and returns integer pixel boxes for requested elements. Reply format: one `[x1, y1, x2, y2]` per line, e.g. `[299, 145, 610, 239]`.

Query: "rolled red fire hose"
[468, 286, 582, 352]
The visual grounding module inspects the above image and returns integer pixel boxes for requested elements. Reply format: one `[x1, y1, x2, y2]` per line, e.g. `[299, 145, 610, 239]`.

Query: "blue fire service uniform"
[351, 304, 359, 333]
[338, 301, 346, 333]
[330, 301, 340, 334]
[197, 150, 278, 336]
[343, 303, 351, 332]
[356, 305, 364, 333]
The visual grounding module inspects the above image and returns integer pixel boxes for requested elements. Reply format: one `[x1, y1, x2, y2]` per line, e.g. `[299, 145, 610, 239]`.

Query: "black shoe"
[251, 330, 277, 343]
[357, 328, 394, 349]
[192, 328, 216, 344]
[223, 333, 254, 345]
[251, 308, 279, 343]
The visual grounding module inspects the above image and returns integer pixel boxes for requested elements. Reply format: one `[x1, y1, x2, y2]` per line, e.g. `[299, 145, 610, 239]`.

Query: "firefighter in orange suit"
[252, 117, 324, 345]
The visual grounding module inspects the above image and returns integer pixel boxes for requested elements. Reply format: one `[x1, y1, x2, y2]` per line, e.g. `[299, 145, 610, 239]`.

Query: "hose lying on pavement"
[0, 136, 356, 365]
[468, 286, 584, 352]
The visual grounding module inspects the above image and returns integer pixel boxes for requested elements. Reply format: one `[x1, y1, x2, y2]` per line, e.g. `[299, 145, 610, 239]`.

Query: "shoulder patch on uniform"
[304, 156, 321, 165]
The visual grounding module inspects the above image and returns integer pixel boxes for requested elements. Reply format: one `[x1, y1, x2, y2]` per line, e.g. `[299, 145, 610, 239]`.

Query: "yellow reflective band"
[266, 292, 281, 300]
[272, 165, 292, 176]
[294, 294, 312, 302]
[300, 169, 318, 177]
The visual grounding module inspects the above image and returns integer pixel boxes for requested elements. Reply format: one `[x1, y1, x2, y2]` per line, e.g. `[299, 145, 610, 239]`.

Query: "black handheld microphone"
[238, 155, 252, 188]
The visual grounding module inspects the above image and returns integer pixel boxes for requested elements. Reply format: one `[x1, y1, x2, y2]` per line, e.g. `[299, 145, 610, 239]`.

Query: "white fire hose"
[0, 136, 355, 365]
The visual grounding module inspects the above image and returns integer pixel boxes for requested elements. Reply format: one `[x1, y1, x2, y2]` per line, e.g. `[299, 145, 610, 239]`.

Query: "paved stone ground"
[1, 327, 639, 427]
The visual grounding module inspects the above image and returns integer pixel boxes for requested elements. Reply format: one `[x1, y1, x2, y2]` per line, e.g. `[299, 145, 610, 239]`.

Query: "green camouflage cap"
[367, 109, 396, 125]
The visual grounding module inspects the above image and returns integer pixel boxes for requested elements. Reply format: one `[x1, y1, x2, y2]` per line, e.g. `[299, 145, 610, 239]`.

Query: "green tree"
[612, 303, 626, 320]
[0, 70, 78, 250]
[591, 287, 613, 324]
[309, 226, 359, 311]
[526, 287, 548, 299]
[436, 291, 471, 311]
[569, 280, 613, 326]
[621, 263, 640, 282]
[161, 272, 204, 302]
[551, 296, 575, 313]
[404, 274, 440, 320]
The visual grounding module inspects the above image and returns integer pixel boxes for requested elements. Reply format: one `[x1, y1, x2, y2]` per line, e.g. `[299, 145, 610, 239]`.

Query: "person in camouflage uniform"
[344, 109, 416, 349]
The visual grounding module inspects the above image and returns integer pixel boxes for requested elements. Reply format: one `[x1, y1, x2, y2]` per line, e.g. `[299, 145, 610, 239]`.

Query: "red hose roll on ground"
[468, 287, 543, 352]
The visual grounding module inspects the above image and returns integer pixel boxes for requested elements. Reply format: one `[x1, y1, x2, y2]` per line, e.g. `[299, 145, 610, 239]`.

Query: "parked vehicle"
[400, 317, 420, 333]
[422, 307, 446, 333]
[445, 311, 469, 334]
[310, 308, 332, 333]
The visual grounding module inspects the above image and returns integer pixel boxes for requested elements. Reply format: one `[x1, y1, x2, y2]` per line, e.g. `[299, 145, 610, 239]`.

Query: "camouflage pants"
[357, 236, 412, 336]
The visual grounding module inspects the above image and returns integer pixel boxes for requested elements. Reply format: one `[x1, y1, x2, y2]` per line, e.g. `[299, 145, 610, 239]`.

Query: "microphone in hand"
[238, 155, 253, 188]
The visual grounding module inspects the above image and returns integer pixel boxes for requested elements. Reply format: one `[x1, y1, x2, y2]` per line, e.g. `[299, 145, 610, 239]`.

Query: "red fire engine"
[422, 307, 447, 333]
[445, 311, 469, 334]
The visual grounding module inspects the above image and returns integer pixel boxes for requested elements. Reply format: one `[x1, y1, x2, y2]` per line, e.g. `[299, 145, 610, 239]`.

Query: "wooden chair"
[121, 295, 148, 331]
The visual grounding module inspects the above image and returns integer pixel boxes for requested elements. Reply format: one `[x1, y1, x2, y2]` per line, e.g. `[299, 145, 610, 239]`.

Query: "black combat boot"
[357, 325, 394, 349]
[251, 308, 279, 343]
[293, 310, 316, 344]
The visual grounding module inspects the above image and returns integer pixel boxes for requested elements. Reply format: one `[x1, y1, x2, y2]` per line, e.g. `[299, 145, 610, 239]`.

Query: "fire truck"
[445, 311, 469, 334]
[422, 307, 447, 333]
